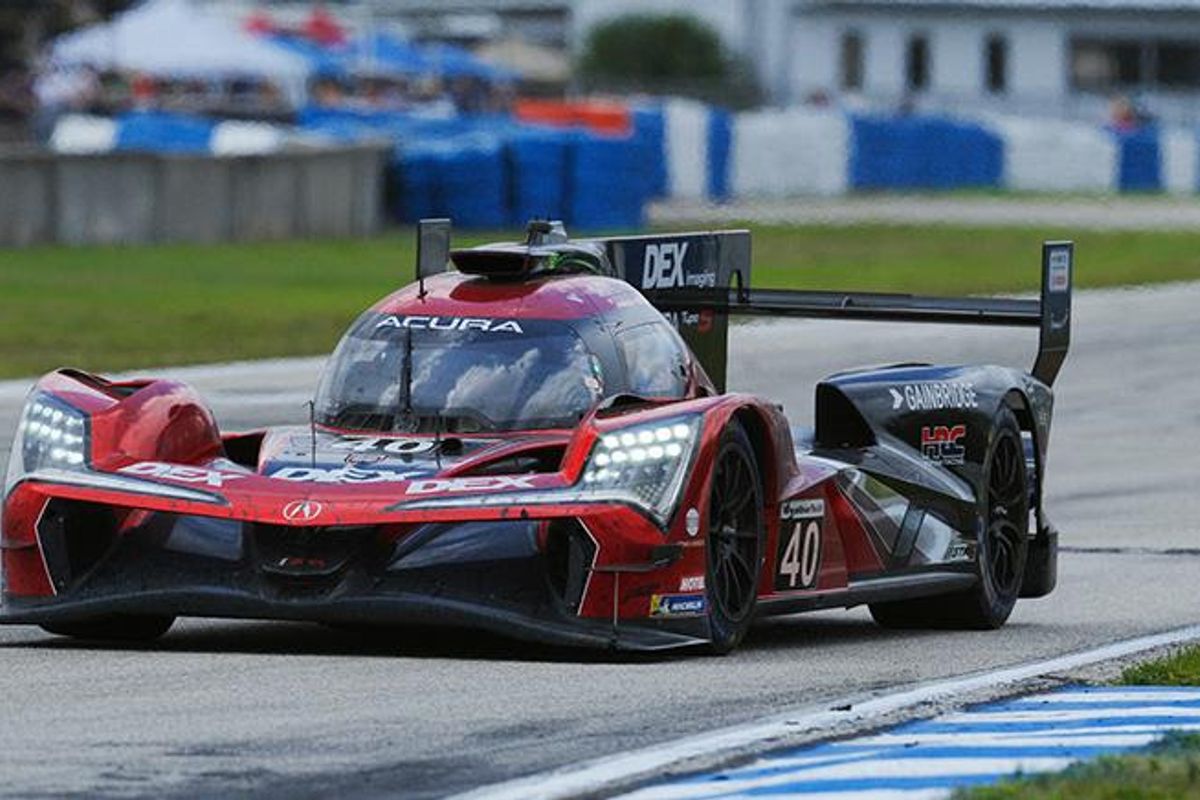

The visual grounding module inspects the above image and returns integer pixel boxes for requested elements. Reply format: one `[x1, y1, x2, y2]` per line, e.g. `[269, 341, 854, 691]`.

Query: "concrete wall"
[0, 145, 388, 247]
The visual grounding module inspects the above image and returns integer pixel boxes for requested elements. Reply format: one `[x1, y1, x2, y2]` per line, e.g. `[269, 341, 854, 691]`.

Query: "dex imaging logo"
[641, 242, 690, 289]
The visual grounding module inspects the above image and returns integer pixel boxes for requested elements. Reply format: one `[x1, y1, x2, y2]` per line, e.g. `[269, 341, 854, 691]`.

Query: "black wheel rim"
[986, 432, 1025, 596]
[708, 446, 760, 623]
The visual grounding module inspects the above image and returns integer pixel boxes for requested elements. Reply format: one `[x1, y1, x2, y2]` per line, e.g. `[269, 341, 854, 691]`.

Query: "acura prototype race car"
[0, 221, 1072, 653]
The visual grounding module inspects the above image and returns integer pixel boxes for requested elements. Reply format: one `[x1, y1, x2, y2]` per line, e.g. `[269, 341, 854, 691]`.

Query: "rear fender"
[815, 364, 1055, 506]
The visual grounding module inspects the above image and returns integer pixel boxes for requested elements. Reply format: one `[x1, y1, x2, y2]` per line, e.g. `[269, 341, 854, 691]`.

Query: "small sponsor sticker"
[650, 593, 706, 617]
[679, 575, 705, 592]
[946, 541, 975, 563]
[781, 498, 825, 520]
[270, 466, 425, 484]
[890, 381, 978, 412]
[1049, 248, 1071, 293]
[118, 462, 244, 488]
[920, 424, 967, 466]
[405, 475, 536, 495]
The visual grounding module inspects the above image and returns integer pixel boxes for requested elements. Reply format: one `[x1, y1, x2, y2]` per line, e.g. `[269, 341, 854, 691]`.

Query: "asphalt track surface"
[0, 282, 1197, 799]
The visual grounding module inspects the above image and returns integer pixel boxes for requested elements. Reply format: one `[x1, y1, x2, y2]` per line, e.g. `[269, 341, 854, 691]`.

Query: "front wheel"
[870, 406, 1029, 630]
[41, 614, 175, 642]
[704, 421, 764, 654]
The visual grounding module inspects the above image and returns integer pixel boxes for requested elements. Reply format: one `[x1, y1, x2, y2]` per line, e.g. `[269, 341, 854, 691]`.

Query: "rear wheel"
[41, 615, 175, 642]
[705, 421, 764, 654]
[870, 406, 1029, 630]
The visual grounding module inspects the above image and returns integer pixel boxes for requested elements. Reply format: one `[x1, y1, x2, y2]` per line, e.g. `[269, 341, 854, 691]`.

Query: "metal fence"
[0, 144, 389, 247]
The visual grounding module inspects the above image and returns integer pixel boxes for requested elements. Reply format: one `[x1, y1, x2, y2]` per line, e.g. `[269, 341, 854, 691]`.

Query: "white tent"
[48, 0, 309, 101]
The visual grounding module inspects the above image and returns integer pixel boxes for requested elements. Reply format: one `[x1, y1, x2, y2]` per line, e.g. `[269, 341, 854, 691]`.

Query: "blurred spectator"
[0, 67, 34, 122]
[32, 64, 97, 141]
[1110, 94, 1155, 131]
[1110, 95, 1138, 131]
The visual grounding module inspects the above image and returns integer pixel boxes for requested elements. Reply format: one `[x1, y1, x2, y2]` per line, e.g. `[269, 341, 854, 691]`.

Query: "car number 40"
[776, 519, 821, 591]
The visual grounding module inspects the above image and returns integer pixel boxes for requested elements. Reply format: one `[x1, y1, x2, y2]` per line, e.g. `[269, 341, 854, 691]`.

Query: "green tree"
[578, 14, 762, 109]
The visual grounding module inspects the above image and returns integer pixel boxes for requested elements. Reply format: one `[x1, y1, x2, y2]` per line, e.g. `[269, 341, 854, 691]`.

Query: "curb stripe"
[622, 686, 1200, 799]
[454, 626, 1200, 800]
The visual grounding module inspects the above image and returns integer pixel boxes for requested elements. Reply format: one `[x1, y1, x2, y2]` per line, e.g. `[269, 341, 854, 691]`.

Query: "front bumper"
[0, 503, 710, 652]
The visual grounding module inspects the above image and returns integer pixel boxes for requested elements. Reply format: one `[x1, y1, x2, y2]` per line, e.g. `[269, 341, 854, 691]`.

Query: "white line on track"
[453, 625, 1200, 800]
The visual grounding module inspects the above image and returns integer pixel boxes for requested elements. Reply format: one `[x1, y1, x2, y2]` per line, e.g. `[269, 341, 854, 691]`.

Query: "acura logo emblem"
[282, 499, 324, 523]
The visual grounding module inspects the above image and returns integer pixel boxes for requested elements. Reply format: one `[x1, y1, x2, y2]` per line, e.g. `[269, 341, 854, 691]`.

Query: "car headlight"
[5, 392, 90, 496]
[574, 416, 701, 524]
[393, 414, 702, 529]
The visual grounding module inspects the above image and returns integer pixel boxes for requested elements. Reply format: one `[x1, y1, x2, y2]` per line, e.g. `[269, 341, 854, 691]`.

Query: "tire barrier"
[41, 103, 1200, 238]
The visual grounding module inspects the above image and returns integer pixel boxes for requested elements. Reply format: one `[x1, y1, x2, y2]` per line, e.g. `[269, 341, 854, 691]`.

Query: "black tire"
[704, 420, 765, 654]
[41, 614, 175, 642]
[870, 406, 1029, 630]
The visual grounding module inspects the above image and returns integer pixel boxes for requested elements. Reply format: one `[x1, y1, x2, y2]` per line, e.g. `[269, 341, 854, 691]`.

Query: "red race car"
[1, 221, 1072, 653]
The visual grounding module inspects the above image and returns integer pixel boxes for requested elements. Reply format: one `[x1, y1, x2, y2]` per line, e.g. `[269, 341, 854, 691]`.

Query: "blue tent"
[267, 34, 348, 78]
[349, 32, 431, 76]
[421, 42, 516, 83]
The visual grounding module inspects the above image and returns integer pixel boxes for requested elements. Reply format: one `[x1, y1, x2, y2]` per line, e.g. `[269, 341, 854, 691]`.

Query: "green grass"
[953, 734, 1200, 799]
[1122, 645, 1200, 686]
[1, 222, 1199, 379]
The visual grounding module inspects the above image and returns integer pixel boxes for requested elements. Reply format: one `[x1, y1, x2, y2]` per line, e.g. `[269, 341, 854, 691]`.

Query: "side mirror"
[416, 218, 451, 282]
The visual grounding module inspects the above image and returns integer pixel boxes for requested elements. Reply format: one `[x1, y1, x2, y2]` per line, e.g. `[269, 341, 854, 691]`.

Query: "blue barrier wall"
[83, 105, 1199, 228]
[850, 115, 1002, 191]
[1114, 126, 1162, 192]
[392, 137, 508, 228]
[115, 111, 214, 154]
[567, 134, 647, 230]
[632, 106, 667, 199]
[300, 107, 651, 230]
[507, 128, 572, 227]
[707, 108, 732, 201]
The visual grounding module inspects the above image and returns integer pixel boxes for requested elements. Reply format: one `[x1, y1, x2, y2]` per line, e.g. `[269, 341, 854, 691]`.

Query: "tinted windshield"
[315, 313, 605, 433]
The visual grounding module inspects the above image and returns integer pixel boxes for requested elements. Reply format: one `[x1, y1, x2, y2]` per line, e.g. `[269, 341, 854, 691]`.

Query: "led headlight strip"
[6, 392, 90, 497]
[395, 415, 702, 528]
[19, 395, 87, 468]
[584, 422, 691, 483]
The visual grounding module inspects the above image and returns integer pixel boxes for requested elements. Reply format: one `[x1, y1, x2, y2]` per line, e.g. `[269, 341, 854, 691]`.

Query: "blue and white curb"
[620, 686, 1200, 799]
[456, 626, 1200, 800]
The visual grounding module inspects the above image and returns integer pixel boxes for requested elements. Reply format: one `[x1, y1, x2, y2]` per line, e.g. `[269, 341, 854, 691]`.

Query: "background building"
[787, 0, 1200, 124]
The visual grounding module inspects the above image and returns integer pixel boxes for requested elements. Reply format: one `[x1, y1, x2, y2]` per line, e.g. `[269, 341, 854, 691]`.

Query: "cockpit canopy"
[315, 311, 608, 434]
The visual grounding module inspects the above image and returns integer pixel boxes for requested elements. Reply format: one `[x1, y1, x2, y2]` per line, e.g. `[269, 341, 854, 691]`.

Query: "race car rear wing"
[606, 233, 1072, 392]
